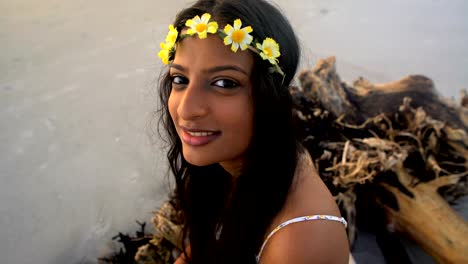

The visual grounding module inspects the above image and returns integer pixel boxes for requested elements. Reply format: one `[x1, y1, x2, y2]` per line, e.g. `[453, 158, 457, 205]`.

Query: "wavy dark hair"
[158, 0, 301, 263]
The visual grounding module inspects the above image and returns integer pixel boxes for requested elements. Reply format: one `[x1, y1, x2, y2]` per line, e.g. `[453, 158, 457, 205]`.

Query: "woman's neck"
[219, 159, 244, 178]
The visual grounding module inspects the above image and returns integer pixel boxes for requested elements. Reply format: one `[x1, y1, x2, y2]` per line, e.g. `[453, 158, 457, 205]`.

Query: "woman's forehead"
[173, 34, 254, 74]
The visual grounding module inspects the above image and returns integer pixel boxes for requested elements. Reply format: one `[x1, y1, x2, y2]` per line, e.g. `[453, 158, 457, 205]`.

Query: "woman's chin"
[183, 152, 217, 167]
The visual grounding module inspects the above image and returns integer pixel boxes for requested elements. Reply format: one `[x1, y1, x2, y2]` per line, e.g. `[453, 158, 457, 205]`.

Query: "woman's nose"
[177, 81, 208, 120]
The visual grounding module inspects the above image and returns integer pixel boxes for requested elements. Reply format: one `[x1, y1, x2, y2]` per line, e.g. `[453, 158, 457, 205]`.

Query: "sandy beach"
[1, 0, 467, 263]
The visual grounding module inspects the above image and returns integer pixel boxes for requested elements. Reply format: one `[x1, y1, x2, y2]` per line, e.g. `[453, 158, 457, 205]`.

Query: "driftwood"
[134, 200, 183, 264]
[98, 221, 153, 264]
[294, 57, 468, 263]
[100, 57, 468, 264]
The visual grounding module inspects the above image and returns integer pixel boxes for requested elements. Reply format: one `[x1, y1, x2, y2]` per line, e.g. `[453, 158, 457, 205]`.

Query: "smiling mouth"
[180, 127, 221, 146]
[186, 131, 218, 137]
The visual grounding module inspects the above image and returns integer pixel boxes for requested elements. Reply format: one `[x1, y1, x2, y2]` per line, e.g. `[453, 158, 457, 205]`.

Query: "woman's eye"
[212, 79, 239, 89]
[170, 75, 188, 85]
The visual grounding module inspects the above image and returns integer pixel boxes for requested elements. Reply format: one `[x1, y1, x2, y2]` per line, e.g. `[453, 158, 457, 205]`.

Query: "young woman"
[157, 0, 349, 263]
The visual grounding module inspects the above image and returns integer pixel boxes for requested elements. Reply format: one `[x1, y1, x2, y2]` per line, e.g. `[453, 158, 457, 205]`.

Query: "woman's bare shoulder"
[283, 150, 340, 216]
[259, 150, 349, 264]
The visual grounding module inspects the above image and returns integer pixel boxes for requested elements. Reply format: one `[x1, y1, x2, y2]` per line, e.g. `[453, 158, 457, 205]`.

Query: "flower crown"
[158, 13, 284, 76]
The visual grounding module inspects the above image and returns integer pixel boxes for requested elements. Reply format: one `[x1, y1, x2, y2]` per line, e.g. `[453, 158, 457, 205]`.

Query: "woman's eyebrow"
[170, 63, 248, 76]
[204, 65, 248, 75]
[170, 63, 186, 71]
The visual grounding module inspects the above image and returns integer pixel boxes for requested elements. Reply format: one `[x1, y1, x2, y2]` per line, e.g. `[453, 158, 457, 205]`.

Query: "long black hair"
[158, 0, 301, 263]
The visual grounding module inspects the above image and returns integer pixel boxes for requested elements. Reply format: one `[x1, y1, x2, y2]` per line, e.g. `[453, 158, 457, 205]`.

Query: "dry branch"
[294, 57, 468, 263]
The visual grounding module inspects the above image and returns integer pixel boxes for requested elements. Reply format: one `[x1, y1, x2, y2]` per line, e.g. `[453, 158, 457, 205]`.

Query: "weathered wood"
[299, 57, 467, 130]
[295, 57, 468, 263]
[380, 163, 468, 263]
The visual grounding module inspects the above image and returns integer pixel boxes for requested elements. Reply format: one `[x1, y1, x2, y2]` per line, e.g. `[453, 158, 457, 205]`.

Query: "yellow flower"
[160, 41, 172, 51]
[256, 38, 281, 65]
[158, 24, 178, 65]
[185, 13, 218, 39]
[158, 48, 170, 65]
[165, 24, 178, 46]
[223, 19, 253, 52]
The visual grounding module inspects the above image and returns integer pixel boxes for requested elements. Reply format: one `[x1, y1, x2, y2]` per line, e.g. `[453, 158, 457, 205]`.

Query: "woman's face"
[168, 33, 254, 173]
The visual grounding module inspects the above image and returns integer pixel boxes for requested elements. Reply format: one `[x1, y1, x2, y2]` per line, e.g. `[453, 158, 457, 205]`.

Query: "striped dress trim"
[255, 215, 347, 263]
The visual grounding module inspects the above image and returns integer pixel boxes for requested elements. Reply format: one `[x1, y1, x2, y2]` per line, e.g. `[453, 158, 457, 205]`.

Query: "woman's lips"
[180, 127, 221, 146]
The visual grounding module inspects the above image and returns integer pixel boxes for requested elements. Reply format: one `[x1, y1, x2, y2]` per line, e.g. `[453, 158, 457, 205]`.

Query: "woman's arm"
[259, 151, 349, 263]
[259, 219, 349, 263]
